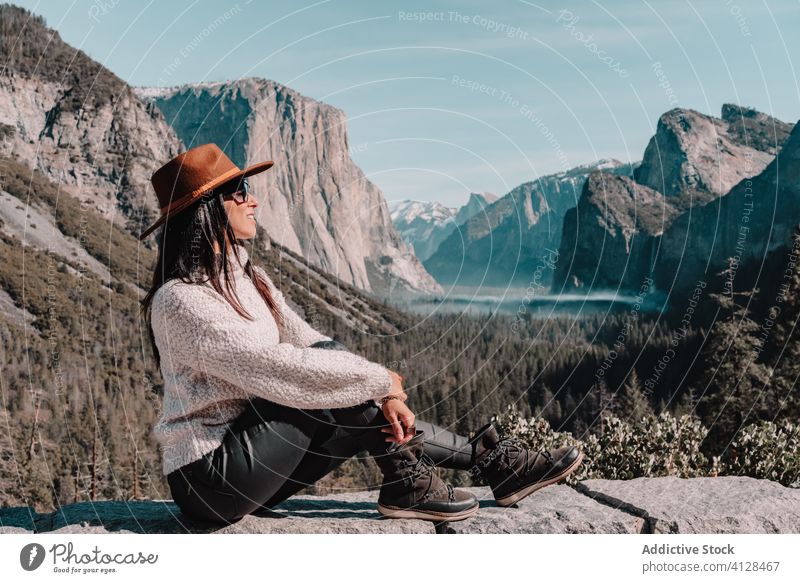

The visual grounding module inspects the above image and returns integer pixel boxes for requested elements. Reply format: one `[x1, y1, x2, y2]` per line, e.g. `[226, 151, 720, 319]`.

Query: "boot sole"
[377, 502, 479, 522]
[495, 450, 585, 507]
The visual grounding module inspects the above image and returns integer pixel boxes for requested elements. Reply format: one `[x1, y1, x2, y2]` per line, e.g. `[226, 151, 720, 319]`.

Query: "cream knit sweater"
[150, 243, 394, 476]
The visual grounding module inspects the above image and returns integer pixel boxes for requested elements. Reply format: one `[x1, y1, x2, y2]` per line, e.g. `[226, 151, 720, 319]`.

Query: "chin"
[235, 228, 257, 239]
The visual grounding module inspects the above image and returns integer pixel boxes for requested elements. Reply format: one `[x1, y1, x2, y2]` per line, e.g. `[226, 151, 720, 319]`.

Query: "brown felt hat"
[138, 143, 274, 241]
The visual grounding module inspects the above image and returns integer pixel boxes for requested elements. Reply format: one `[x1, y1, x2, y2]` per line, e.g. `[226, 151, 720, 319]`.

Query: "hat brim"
[138, 160, 274, 241]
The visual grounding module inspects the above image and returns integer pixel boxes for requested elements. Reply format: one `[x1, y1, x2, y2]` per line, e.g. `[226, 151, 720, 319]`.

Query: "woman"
[139, 144, 583, 526]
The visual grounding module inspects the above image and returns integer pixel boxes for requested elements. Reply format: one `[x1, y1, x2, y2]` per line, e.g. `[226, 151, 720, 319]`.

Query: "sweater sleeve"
[152, 281, 394, 409]
[253, 266, 331, 348]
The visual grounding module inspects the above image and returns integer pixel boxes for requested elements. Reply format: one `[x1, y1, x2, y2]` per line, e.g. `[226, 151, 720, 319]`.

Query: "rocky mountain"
[655, 119, 800, 295]
[0, 5, 182, 232]
[634, 105, 782, 199]
[136, 80, 442, 297]
[554, 104, 795, 295]
[453, 191, 499, 225]
[390, 192, 497, 261]
[390, 200, 456, 262]
[424, 160, 635, 287]
[553, 172, 684, 292]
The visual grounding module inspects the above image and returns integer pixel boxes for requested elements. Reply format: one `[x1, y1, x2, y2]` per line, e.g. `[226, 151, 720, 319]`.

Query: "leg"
[258, 407, 376, 507]
[414, 419, 474, 470]
[320, 400, 475, 471]
[260, 404, 475, 509]
[300, 340, 474, 470]
[167, 398, 332, 524]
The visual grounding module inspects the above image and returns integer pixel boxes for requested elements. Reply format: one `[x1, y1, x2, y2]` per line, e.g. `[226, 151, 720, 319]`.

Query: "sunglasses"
[214, 177, 252, 204]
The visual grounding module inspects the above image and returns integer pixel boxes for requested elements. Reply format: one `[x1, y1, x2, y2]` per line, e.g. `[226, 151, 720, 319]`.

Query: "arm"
[152, 281, 394, 409]
[253, 266, 331, 348]
[308, 339, 397, 409]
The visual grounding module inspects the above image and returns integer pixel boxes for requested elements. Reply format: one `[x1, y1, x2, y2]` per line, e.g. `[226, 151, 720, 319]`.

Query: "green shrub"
[722, 421, 799, 487]
[491, 405, 799, 487]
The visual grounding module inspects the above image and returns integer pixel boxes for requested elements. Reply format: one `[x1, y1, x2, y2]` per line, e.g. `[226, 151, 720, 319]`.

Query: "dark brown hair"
[139, 189, 283, 369]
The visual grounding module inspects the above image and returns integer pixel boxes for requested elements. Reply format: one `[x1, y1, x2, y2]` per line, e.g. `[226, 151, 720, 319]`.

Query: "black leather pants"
[166, 397, 475, 525]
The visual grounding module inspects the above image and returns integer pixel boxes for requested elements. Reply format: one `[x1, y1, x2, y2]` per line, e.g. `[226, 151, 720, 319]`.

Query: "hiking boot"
[375, 430, 479, 521]
[469, 422, 583, 507]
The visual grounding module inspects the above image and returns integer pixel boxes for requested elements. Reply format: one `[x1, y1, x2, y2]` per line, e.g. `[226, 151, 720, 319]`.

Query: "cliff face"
[554, 105, 795, 295]
[655, 121, 800, 293]
[136, 80, 442, 296]
[0, 5, 182, 233]
[554, 172, 683, 292]
[425, 160, 635, 287]
[453, 191, 499, 225]
[633, 105, 787, 198]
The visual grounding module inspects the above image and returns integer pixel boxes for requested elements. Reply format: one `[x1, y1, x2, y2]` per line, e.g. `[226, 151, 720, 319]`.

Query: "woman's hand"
[380, 398, 416, 446]
[387, 370, 408, 402]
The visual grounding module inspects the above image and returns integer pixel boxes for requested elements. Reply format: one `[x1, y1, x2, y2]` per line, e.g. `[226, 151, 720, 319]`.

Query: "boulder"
[3, 478, 797, 534]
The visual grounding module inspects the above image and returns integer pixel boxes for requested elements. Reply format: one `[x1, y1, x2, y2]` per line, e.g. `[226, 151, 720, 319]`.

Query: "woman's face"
[222, 179, 259, 240]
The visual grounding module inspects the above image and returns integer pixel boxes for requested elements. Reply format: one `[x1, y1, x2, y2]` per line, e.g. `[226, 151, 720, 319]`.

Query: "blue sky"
[14, 0, 800, 208]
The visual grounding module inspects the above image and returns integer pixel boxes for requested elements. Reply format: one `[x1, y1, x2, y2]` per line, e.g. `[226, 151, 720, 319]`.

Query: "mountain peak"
[0, 4, 127, 112]
[468, 191, 498, 204]
[634, 105, 791, 197]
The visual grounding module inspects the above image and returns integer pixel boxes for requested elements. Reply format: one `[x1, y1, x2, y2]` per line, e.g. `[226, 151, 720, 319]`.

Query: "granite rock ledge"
[1, 478, 798, 535]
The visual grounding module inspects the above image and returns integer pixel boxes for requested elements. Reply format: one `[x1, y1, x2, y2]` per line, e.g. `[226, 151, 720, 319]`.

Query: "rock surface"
[553, 105, 796, 296]
[2, 478, 797, 534]
[634, 105, 787, 198]
[553, 172, 683, 293]
[0, 6, 182, 231]
[576, 476, 800, 533]
[655, 120, 800, 295]
[137, 80, 442, 297]
[439, 486, 644, 534]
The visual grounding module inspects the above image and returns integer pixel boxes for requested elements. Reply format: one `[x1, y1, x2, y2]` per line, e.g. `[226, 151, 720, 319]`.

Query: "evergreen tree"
[590, 378, 612, 435]
[696, 260, 774, 453]
[615, 369, 653, 422]
[763, 224, 800, 422]
[674, 385, 699, 418]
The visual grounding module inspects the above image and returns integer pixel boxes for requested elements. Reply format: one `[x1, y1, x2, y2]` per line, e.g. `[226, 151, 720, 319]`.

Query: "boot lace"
[479, 437, 553, 478]
[402, 453, 455, 502]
